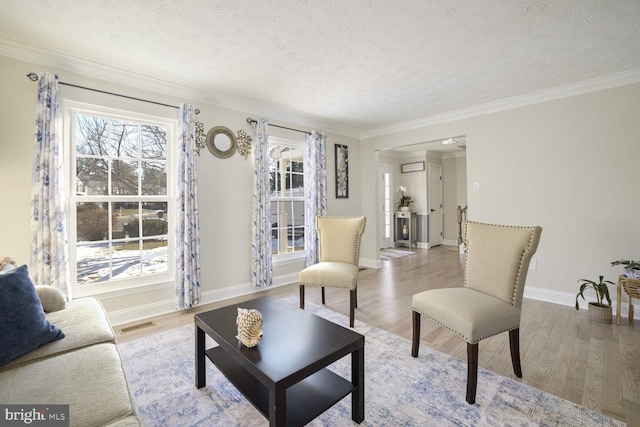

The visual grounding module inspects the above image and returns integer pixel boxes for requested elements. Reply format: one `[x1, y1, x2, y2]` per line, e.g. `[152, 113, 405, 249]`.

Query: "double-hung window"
[66, 102, 176, 296]
[269, 137, 306, 258]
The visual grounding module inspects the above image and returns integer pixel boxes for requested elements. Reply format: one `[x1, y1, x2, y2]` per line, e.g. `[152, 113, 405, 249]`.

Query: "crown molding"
[0, 38, 360, 139]
[4, 38, 639, 142]
[361, 68, 640, 139]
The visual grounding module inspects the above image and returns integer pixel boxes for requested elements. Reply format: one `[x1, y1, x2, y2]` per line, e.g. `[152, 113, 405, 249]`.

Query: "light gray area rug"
[380, 248, 415, 260]
[117, 297, 623, 426]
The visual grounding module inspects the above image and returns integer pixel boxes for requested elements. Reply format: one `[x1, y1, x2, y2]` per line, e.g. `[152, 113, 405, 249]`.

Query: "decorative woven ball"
[236, 308, 263, 348]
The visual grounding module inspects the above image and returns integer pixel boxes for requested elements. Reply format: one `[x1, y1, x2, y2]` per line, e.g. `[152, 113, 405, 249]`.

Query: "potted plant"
[396, 186, 414, 212]
[611, 259, 640, 279]
[575, 275, 614, 323]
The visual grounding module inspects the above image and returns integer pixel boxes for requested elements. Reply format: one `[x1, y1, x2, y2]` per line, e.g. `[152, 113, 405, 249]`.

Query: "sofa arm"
[35, 285, 67, 313]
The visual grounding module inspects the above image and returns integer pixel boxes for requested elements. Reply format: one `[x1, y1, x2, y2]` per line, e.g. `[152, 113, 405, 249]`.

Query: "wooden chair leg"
[411, 311, 421, 357]
[349, 290, 356, 327]
[354, 287, 358, 308]
[466, 342, 478, 404]
[321, 287, 326, 304]
[299, 285, 305, 309]
[509, 329, 522, 378]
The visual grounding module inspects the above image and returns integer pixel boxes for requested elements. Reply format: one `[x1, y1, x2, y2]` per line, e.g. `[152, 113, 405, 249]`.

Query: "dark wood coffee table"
[195, 297, 365, 427]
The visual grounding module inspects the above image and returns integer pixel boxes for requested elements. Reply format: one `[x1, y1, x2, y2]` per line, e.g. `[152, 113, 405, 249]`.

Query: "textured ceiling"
[1, 0, 640, 135]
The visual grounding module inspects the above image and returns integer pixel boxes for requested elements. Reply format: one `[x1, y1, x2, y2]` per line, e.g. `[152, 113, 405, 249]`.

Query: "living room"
[1, 1, 639, 426]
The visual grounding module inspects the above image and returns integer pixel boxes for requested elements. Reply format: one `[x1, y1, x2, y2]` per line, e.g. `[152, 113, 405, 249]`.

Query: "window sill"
[273, 251, 307, 267]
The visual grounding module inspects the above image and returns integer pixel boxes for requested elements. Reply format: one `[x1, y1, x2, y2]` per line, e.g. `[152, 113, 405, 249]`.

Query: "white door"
[379, 164, 394, 248]
[428, 163, 443, 247]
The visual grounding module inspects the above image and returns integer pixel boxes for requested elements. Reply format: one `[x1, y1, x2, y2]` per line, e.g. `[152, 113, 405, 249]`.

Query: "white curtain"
[251, 118, 272, 287]
[175, 104, 201, 308]
[304, 131, 327, 266]
[30, 72, 70, 298]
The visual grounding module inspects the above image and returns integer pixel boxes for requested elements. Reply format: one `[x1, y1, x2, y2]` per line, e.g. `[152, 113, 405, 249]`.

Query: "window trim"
[63, 100, 177, 297]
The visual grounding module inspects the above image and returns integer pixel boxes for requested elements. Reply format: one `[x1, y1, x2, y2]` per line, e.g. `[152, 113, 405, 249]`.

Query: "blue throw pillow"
[0, 265, 64, 366]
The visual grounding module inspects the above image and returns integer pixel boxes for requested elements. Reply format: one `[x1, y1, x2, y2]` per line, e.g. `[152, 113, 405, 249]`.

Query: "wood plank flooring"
[115, 245, 640, 426]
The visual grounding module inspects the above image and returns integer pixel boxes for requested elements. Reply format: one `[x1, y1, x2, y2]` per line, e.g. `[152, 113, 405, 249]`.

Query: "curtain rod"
[246, 117, 311, 135]
[26, 72, 200, 114]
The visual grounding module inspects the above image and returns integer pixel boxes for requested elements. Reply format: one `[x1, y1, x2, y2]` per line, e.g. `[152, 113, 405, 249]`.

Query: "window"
[66, 102, 175, 295]
[269, 138, 306, 257]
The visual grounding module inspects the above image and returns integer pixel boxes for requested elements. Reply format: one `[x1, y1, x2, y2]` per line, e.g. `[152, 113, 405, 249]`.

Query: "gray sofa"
[0, 293, 141, 426]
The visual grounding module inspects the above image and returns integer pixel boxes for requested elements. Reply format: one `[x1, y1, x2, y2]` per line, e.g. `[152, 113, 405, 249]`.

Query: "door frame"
[428, 163, 443, 247]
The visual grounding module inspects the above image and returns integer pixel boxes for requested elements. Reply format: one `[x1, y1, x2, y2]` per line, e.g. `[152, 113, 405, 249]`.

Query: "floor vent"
[120, 321, 156, 334]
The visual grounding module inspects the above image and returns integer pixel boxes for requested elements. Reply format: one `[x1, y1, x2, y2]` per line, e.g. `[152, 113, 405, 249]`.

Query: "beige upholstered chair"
[411, 221, 542, 404]
[299, 216, 366, 327]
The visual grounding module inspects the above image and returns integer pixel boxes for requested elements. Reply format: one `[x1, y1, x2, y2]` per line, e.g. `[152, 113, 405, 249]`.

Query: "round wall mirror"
[206, 126, 237, 159]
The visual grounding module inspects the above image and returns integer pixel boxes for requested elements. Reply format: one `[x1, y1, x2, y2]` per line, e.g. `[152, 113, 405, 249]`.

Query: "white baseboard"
[107, 273, 300, 326]
[108, 272, 639, 326]
[524, 286, 640, 320]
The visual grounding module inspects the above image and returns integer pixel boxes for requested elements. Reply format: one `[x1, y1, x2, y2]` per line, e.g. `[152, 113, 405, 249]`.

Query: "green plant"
[611, 259, 640, 270]
[575, 275, 614, 310]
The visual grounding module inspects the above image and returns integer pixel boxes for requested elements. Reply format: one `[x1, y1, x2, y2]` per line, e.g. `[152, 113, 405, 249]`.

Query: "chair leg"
[354, 287, 358, 308]
[321, 287, 326, 304]
[299, 285, 305, 309]
[466, 342, 478, 404]
[349, 290, 356, 327]
[411, 311, 421, 357]
[509, 329, 522, 378]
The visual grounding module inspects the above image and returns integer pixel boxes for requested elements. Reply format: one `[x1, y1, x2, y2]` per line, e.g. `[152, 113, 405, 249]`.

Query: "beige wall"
[4, 50, 640, 317]
[362, 83, 640, 305]
[0, 55, 362, 323]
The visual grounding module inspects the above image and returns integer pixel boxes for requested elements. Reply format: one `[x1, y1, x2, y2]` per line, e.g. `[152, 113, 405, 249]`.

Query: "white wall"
[361, 83, 640, 309]
[0, 55, 362, 324]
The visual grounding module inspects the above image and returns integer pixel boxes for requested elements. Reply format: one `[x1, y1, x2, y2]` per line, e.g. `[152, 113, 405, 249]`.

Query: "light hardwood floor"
[116, 245, 640, 426]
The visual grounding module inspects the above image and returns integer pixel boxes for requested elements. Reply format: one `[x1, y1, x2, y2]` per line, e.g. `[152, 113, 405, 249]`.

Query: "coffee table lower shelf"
[206, 347, 354, 426]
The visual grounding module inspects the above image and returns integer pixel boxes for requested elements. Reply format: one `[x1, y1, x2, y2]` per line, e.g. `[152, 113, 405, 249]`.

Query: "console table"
[395, 211, 416, 250]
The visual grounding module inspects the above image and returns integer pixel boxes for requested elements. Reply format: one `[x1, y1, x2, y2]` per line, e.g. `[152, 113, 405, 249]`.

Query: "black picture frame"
[335, 144, 349, 198]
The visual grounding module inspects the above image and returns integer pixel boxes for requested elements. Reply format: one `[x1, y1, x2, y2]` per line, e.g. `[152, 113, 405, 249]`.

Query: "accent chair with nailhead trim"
[411, 221, 542, 404]
[299, 216, 366, 328]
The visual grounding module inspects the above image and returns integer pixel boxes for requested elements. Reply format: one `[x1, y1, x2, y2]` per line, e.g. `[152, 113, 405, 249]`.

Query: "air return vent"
[120, 321, 156, 334]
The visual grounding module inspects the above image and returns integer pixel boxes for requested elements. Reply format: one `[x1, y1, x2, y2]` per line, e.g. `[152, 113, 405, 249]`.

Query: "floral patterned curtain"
[30, 72, 70, 298]
[304, 131, 327, 266]
[175, 104, 201, 308]
[251, 118, 272, 287]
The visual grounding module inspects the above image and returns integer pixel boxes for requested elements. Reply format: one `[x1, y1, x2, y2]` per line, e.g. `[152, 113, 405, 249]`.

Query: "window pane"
[112, 242, 141, 280]
[76, 242, 109, 285]
[111, 120, 139, 158]
[112, 160, 139, 195]
[141, 124, 167, 159]
[76, 114, 109, 156]
[270, 200, 305, 255]
[111, 202, 136, 240]
[142, 202, 168, 237]
[76, 158, 108, 195]
[142, 239, 168, 274]
[141, 161, 166, 195]
[76, 202, 109, 242]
